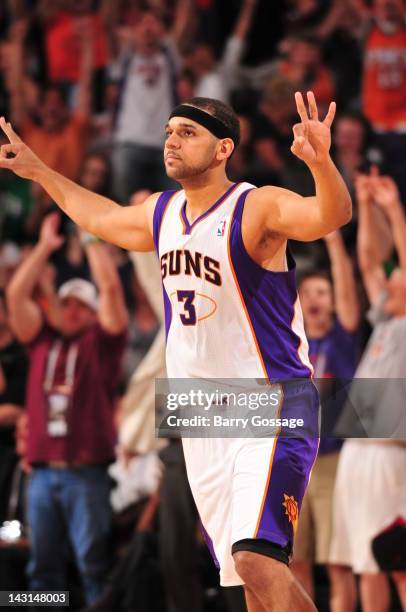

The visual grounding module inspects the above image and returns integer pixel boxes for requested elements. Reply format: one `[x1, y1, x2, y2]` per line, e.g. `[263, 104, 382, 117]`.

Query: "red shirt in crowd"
[362, 23, 406, 131]
[25, 323, 126, 465]
[45, 11, 108, 82]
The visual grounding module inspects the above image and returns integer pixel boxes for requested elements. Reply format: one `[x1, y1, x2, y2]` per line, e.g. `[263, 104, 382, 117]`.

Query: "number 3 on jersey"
[177, 290, 196, 326]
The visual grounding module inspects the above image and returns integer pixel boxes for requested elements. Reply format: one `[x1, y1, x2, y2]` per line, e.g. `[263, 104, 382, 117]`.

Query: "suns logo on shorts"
[283, 494, 298, 531]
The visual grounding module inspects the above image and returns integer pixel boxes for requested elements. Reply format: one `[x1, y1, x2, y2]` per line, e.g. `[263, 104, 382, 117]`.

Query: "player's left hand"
[291, 91, 336, 167]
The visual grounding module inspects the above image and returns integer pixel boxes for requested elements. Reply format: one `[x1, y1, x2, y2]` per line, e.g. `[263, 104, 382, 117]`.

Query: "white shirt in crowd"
[194, 37, 245, 103]
[114, 40, 181, 148]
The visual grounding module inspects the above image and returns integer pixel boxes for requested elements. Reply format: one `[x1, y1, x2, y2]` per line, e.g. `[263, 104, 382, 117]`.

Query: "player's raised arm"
[0, 118, 157, 252]
[249, 91, 352, 242]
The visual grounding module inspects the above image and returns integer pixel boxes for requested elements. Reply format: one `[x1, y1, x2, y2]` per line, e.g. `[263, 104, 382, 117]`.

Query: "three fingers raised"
[295, 92, 336, 128]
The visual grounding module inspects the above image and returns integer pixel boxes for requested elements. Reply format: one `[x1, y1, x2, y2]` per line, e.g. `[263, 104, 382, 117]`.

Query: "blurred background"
[0, 0, 405, 611]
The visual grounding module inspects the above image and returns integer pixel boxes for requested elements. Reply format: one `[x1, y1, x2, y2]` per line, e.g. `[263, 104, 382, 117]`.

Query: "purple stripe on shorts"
[255, 382, 319, 547]
[228, 190, 312, 381]
[200, 522, 220, 569]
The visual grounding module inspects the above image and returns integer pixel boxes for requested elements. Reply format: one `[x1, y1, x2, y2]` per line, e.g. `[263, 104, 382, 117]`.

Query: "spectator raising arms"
[293, 230, 360, 610]
[5, 213, 128, 605]
[330, 169, 406, 611]
[190, 0, 258, 102]
[8, 17, 94, 181]
[105, 0, 193, 199]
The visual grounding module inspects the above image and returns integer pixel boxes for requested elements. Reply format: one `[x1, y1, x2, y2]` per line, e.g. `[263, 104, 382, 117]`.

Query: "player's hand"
[0, 117, 47, 180]
[39, 212, 65, 252]
[291, 91, 336, 167]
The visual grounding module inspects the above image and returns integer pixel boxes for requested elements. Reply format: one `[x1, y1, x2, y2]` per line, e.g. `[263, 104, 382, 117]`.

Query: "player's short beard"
[165, 147, 217, 181]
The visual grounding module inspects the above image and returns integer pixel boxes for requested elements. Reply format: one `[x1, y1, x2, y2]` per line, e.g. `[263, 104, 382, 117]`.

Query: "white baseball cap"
[58, 279, 98, 311]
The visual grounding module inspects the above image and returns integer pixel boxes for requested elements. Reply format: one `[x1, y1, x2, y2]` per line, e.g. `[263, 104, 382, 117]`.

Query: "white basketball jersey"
[153, 182, 312, 381]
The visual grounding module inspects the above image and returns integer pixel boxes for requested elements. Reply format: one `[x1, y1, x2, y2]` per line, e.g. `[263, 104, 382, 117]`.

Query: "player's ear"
[217, 138, 234, 161]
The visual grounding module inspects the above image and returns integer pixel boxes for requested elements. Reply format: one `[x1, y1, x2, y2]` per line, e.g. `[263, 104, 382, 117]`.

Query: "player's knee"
[233, 550, 285, 587]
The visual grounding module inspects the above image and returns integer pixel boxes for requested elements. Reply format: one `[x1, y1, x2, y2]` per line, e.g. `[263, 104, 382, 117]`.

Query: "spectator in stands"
[251, 76, 297, 186]
[177, 67, 198, 102]
[361, 0, 406, 200]
[106, 1, 192, 200]
[6, 213, 128, 605]
[284, 0, 331, 33]
[79, 152, 112, 198]
[332, 112, 372, 196]
[188, 0, 257, 102]
[0, 19, 39, 122]
[25, 152, 112, 248]
[331, 112, 379, 250]
[227, 115, 259, 185]
[293, 230, 360, 610]
[0, 291, 28, 527]
[362, 0, 406, 133]
[330, 169, 406, 612]
[33, 0, 108, 109]
[272, 32, 335, 116]
[315, 0, 364, 109]
[8, 17, 93, 182]
[0, 135, 34, 245]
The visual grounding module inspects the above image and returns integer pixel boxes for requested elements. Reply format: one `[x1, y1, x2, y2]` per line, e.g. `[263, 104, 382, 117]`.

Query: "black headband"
[168, 104, 238, 146]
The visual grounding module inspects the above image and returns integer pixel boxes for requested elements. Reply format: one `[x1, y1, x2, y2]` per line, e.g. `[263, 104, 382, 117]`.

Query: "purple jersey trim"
[181, 182, 239, 235]
[162, 286, 172, 340]
[153, 190, 177, 338]
[229, 189, 313, 381]
[153, 190, 178, 253]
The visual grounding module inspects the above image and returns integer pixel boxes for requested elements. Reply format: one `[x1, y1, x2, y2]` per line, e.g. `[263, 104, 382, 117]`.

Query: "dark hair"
[78, 152, 112, 197]
[183, 97, 241, 149]
[298, 269, 332, 288]
[180, 67, 197, 87]
[39, 82, 68, 106]
[290, 32, 321, 47]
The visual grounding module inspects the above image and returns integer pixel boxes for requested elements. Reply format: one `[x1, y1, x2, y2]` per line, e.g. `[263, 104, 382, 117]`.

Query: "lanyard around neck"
[43, 340, 79, 393]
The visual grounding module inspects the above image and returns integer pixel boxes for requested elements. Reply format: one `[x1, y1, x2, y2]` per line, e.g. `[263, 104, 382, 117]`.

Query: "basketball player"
[0, 91, 351, 612]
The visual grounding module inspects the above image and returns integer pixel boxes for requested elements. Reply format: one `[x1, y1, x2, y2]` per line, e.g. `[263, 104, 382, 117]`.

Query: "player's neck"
[182, 175, 234, 224]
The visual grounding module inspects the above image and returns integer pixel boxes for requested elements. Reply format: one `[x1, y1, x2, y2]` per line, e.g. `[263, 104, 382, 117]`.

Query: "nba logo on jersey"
[217, 219, 227, 237]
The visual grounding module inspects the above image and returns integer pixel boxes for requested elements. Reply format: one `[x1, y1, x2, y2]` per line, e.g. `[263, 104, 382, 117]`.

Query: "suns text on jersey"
[160, 249, 222, 286]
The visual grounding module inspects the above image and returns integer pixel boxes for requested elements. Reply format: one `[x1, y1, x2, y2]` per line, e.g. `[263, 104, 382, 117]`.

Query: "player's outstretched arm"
[0, 118, 157, 251]
[249, 92, 352, 242]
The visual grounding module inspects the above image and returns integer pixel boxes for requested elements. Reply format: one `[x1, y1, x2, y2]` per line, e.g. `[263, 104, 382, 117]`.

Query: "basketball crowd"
[0, 1, 405, 611]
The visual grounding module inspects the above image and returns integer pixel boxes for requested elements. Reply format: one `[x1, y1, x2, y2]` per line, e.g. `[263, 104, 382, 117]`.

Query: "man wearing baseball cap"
[6, 213, 128, 605]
